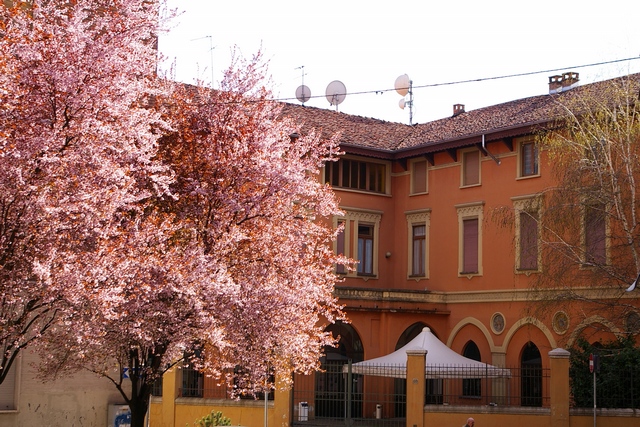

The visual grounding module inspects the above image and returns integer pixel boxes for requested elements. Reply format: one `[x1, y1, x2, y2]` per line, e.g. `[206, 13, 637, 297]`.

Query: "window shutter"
[463, 218, 479, 273]
[519, 212, 538, 270]
[585, 205, 606, 264]
[463, 151, 480, 186]
[412, 160, 427, 194]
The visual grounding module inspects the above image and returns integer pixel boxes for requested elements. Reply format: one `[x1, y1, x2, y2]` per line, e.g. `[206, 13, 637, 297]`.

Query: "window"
[584, 203, 606, 265]
[357, 224, 374, 275]
[334, 208, 382, 278]
[457, 202, 484, 276]
[324, 157, 389, 194]
[462, 342, 482, 398]
[412, 225, 426, 276]
[462, 150, 480, 186]
[411, 159, 428, 194]
[513, 196, 542, 272]
[519, 139, 539, 177]
[406, 210, 431, 278]
[181, 350, 203, 397]
[518, 211, 539, 270]
[335, 220, 346, 274]
[462, 218, 479, 273]
[151, 376, 163, 397]
[0, 358, 17, 410]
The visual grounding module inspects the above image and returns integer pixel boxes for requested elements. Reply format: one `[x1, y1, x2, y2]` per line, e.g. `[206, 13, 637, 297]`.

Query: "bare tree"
[523, 73, 640, 334]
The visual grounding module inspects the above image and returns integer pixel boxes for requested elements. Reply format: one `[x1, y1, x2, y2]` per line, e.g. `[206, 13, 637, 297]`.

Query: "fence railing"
[292, 362, 551, 425]
[571, 366, 640, 409]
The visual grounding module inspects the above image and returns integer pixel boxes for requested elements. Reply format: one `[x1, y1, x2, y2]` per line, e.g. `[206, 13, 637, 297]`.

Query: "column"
[406, 350, 426, 427]
[549, 348, 570, 427]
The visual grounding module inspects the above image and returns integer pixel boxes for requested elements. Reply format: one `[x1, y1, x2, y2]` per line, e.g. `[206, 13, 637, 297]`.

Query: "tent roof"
[343, 327, 511, 379]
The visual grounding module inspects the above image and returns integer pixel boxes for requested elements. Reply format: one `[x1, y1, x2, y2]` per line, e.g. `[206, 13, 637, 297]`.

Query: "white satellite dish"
[399, 99, 406, 109]
[295, 85, 311, 104]
[395, 74, 411, 97]
[325, 80, 347, 109]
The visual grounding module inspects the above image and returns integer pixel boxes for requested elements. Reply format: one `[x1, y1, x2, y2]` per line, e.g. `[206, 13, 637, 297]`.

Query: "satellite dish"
[295, 85, 311, 104]
[325, 80, 347, 108]
[399, 99, 406, 109]
[395, 74, 411, 96]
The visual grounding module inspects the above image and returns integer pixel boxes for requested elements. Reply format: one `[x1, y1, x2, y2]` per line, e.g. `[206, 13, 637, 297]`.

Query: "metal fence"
[292, 362, 550, 426]
[571, 366, 640, 409]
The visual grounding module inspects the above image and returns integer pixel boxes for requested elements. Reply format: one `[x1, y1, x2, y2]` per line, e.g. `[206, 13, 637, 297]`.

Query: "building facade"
[149, 72, 640, 427]
[3, 71, 638, 427]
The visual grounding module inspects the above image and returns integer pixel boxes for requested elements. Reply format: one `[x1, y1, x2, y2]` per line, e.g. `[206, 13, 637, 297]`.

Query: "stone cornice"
[334, 286, 637, 305]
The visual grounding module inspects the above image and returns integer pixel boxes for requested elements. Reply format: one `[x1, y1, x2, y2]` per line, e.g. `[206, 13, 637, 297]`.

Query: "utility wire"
[273, 56, 640, 103]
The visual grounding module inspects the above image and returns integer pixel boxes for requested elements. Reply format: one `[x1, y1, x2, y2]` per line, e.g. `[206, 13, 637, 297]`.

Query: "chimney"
[561, 71, 579, 90]
[549, 72, 579, 94]
[453, 104, 465, 116]
[548, 75, 562, 94]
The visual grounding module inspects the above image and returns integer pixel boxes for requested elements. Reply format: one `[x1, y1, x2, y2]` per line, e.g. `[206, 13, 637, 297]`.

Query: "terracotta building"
[148, 71, 640, 427]
[4, 71, 639, 427]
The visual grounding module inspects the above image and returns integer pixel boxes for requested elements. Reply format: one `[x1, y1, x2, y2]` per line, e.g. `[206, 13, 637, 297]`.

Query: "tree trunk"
[129, 395, 150, 427]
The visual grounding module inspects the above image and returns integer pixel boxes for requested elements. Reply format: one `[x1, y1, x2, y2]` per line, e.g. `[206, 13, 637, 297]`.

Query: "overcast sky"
[158, 0, 640, 124]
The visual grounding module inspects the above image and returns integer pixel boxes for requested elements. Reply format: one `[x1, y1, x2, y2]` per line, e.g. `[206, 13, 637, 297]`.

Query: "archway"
[521, 341, 542, 407]
[462, 341, 481, 398]
[316, 322, 364, 418]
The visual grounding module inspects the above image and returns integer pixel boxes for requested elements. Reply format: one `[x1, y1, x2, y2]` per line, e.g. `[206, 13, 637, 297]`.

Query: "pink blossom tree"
[0, 0, 171, 402]
[38, 54, 348, 426]
[1, 2, 347, 425]
[161, 55, 348, 388]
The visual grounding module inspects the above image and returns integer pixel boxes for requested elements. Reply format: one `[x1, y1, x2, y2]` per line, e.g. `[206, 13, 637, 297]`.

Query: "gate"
[292, 361, 405, 427]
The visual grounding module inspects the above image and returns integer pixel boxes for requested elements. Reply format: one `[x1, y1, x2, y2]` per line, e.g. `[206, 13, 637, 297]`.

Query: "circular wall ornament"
[552, 311, 569, 334]
[491, 312, 505, 334]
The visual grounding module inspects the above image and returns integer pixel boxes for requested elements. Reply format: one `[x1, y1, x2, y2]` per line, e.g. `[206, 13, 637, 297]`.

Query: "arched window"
[521, 342, 542, 407]
[316, 322, 363, 418]
[462, 341, 481, 398]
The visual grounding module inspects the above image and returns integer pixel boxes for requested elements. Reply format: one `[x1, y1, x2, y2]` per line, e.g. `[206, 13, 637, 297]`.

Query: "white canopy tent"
[342, 327, 510, 379]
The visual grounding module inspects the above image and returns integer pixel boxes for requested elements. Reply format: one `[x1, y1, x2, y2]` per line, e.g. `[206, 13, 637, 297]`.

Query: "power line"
[273, 56, 640, 103]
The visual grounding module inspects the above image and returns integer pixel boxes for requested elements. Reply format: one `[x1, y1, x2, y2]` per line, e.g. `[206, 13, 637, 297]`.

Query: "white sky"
[158, 0, 640, 124]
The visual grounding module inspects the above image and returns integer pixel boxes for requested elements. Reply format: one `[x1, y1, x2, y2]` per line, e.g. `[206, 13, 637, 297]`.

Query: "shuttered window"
[412, 225, 426, 276]
[585, 204, 606, 265]
[519, 211, 539, 270]
[411, 160, 427, 194]
[462, 218, 479, 274]
[463, 150, 480, 186]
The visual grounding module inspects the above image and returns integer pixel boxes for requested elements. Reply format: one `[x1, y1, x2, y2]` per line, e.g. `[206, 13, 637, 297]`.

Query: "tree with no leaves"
[524, 73, 640, 336]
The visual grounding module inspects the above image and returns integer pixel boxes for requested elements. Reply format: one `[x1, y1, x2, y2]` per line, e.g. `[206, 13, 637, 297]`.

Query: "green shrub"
[188, 410, 232, 427]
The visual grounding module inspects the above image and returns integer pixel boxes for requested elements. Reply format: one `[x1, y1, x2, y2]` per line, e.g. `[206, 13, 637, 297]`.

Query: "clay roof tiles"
[280, 73, 640, 159]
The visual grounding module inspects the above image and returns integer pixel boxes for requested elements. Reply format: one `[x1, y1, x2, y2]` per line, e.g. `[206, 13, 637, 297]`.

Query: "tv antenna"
[395, 74, 414, 124]
[325, 80, 347, 111]
[295, 65, 311, 105]
[190, 35, 216, 88]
